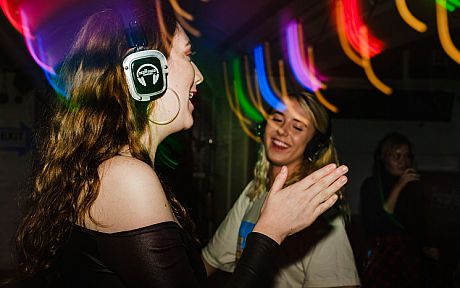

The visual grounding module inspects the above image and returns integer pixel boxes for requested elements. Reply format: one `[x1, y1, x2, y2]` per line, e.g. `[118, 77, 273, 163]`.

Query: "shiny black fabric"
[56, 221, 279, 287]
[58, 221, 206, 287]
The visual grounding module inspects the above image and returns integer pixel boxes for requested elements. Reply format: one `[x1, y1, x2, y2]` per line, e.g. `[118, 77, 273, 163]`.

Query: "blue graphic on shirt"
[237, 221, 256, 254]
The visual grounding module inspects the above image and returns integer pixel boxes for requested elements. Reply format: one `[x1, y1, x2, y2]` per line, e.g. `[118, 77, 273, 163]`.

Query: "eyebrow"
[272, 111, 307, 126]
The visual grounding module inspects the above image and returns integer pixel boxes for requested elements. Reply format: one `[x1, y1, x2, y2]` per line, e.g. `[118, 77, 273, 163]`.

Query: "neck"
[119, 126, 167, 163]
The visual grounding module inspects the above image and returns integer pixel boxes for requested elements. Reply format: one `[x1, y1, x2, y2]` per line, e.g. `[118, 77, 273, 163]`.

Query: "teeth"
[273, 139, 289, 148]
[189, 92, 193, 99]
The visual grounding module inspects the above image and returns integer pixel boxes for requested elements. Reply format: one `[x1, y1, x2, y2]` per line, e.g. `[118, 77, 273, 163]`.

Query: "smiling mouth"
[272, 138, 289, 148]
[189, 91, 196, 99]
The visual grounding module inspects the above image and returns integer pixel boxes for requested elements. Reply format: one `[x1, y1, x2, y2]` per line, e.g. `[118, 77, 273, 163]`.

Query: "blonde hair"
[249, 93, 349, 219]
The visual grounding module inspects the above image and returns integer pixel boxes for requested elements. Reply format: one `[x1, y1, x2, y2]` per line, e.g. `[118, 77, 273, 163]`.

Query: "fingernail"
[340, 176, 348, 183]
[281, 166, 287, 174]
[327, 163, 337, 171]
[339, 166, 348, 173]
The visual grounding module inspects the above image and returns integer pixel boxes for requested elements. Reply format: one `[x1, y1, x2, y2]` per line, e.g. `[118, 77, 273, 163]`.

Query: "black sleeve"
[95, 223, 279, 288]
[360, 177, 403, 235]
[225, 232, 279, 288]
[96, 222, 206, 288]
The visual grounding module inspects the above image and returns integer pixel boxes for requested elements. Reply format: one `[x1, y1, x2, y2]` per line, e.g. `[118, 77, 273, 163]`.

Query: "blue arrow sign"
[0, 122, 32, 156]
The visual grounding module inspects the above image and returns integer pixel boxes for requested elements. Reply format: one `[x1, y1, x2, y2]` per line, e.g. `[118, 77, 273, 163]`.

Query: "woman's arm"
[384, 168, 420, 213]
[202, 182, 255, 276]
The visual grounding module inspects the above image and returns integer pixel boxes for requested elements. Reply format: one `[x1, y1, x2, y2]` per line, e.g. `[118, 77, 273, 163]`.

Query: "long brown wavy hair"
[249, 93, 350, 220]
[15, 0, 192, 278]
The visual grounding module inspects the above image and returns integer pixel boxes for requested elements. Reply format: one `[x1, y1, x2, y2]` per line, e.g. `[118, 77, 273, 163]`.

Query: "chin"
[183, 119, 194, 130]
[266, 154, 288, 167]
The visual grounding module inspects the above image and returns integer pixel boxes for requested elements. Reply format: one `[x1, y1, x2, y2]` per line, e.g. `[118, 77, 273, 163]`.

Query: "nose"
[276, 123, 288, 136]
[192, 62, 204, 85]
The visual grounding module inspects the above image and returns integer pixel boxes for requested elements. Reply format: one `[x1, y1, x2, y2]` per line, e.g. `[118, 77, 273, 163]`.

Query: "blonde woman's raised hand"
[253, 163, 348, 244]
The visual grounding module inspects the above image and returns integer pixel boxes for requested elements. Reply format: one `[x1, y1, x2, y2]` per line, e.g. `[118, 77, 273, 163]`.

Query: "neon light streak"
[21, 10, 55, 74]
[296, 23, 325, 89]
[254, 45, 285, 111]
[336, 0, 363, 66]
[36, 38, 68, 98]
[360, 27, 392, 95]
[232, 58, 263, 123]
[395, 0, 427, 33]
[0, 0, 33, 37]
[285, 21, 323, 92]
[223, 62, 250, 125]
[306, 48, 338, 112]
[341, 0, 383, 58]
[156, 0, 173, 48]
[306, 46, 327, 89]
[244, 56, 268, 120]
[223, 62, 260, 142]
[336, 1, 391, 95]
[263, 43, 282, 97]
[437, 0, 460, 12]
[176, 14, 201, 37]
[437, 0, 460, 64]
[169, 0, 193, 20]
[168, 0, 200, 37]
[315, 90, 338, 113]
[278, 60, 288, 98]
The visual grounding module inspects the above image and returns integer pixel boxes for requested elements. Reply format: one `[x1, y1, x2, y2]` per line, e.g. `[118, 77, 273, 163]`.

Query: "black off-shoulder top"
[56, 221, 278, 287]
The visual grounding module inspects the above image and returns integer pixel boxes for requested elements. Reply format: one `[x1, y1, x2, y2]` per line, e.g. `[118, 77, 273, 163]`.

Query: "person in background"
[360, 132, 423, 288]
[202, 92, 360, 287]
[12, 1, 349, 287]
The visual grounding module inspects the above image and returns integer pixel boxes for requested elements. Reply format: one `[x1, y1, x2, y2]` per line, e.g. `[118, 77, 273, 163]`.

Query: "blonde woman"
[203, 93, 360, 287]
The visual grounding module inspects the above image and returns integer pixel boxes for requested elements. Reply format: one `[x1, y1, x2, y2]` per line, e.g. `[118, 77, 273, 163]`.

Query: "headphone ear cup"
[304, 127, 331, 161]
[123, 49, 168, 102]
[304, 133, 321, 160]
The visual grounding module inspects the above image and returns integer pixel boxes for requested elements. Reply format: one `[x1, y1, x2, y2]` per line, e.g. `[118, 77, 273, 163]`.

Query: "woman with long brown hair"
[13, 0, 349, 286]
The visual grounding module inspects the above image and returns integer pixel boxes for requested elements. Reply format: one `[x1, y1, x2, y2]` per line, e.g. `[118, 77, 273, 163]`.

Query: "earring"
[150, 88, 181, 125]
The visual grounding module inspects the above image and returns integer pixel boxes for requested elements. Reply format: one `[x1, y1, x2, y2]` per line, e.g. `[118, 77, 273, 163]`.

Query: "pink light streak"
[285, 21, 323, 92]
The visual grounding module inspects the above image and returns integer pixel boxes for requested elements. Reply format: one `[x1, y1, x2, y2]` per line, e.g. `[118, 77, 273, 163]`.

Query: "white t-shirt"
[202, 181, 361, 287]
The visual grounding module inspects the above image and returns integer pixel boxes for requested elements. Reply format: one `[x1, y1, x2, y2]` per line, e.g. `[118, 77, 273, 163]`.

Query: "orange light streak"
[436, 0, 460, 64]
[360, 27, 393, 95]
[395, 0, 427, 33]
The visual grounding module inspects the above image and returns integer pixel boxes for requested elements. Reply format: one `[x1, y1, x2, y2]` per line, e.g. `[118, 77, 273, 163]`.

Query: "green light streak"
[232, 58, 263, 123]
[437, 0, 458, 12]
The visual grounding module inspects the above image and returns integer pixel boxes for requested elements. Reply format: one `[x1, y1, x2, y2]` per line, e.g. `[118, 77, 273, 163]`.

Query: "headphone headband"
[122, 19, 168, 102]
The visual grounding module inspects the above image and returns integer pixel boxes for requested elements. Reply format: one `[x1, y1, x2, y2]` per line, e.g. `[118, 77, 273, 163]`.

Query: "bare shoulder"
[86, 156, 174, 232]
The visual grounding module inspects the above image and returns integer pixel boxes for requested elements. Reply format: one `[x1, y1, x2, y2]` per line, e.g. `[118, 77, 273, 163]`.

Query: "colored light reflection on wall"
[254, 45, 286, 111]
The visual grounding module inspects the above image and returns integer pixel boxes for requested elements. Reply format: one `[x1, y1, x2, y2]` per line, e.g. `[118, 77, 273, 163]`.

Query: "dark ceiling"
[1, 0, 459, 120]
[184, 0, 460, 121]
